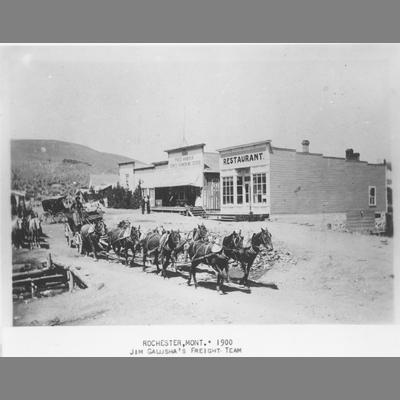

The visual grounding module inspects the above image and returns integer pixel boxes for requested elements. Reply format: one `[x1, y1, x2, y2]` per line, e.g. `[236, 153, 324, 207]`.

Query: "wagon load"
[41, 195, 71, 223]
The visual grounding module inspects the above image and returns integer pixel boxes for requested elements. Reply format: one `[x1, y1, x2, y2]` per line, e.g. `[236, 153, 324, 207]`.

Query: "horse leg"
[90, 237, 98, 260]
[187, 262, 193, 286]
[154, 250, 160, 273]
[123, 242, 129, 265]
[162, 253, 170, 279]
[243, 264, 250, 288]
[129, 243, 135, 267]
[213, 263, 224, 295]
[189, 261, 199, 289]
[225, 260, 231, 283]
[142, 249, 147, 271]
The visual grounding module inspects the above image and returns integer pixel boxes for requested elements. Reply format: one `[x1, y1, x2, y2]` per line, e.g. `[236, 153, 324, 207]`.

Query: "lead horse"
[224, 227, 273, 289]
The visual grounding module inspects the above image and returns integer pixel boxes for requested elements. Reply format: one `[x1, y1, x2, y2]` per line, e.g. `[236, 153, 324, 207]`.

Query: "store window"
[369, 186, 376, 206]
[222, 176, 234, 205]
[253, 173, 267, 204]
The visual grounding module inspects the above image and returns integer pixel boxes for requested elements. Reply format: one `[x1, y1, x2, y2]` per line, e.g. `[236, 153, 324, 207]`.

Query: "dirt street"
[13, 209, 394, 325]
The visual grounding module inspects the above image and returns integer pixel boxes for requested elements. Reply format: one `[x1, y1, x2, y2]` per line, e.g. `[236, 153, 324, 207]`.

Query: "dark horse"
[80, 220, 107, 260]
[224, 227, 273, 289]
[192, 223, 208, 241]
[12, 217, 26, 249]
[172, 223, 210, 263]
[187, 240, 230, 295]
[222, 230, 243, 262]
[140, 228, 163, 272]
[107, 221, 141, 266]
[158, 230, 182, 278]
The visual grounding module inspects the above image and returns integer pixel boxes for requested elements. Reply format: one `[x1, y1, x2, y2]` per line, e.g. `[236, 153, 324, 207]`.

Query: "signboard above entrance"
[169, 154, 202, 169]
[220, 150, 267, 170]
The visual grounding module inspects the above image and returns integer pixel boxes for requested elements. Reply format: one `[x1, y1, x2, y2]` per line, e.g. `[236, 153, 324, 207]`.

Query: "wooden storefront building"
[217, 139, 387, 219]
[118, 143, 220, 211]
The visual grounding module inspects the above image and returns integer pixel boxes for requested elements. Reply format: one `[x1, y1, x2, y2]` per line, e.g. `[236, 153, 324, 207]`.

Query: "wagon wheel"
[75, 233, 82, 254]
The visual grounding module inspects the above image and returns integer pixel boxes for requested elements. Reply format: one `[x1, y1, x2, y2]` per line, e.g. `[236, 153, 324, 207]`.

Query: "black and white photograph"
[0, 44, 398, 355]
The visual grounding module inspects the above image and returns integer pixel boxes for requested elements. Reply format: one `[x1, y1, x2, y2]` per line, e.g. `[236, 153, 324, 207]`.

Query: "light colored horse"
[28, 216, 41, 249]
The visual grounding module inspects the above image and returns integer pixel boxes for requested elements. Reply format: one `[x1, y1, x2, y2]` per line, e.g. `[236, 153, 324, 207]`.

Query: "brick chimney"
[301, 140, 310, 153]
[345, 148, 354, 160]
[345, 148, 360, 161]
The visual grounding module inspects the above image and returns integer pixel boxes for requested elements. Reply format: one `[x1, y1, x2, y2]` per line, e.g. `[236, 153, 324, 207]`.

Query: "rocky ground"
[12, 208, 394, 325]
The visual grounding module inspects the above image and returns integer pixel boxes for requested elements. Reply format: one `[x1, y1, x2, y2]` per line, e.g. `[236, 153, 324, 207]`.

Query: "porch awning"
[141, 167, 203, 188]
[156, 167, 203, 188]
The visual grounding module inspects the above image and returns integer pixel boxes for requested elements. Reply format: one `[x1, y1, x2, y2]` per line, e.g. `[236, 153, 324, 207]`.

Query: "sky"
[2, 44, 399, 164]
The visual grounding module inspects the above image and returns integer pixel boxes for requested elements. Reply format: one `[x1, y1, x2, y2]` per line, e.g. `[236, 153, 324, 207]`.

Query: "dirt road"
[13, 210, 394, 325]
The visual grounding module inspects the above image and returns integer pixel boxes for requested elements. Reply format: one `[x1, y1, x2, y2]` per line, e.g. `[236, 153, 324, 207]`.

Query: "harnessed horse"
[27, 214, 42, 249]
[158, 230, 182, 278]
[80, 220, 107, 260]
[172, 224, 210, 264]
[12, 217, 25, 249]
[187, 240, 230, 294]
[140, 228, 165, 272]
[224, 227, 273, 289]
[107, 221, 141, 266]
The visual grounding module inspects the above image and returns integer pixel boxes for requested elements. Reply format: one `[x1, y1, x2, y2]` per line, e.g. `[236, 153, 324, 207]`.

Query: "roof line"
[118, 160, 137, 166]
[134, 166, 156, 171]
[164, 143, 205, 153]
[271, 146, 296, 152]
[217, 140, 271, 152]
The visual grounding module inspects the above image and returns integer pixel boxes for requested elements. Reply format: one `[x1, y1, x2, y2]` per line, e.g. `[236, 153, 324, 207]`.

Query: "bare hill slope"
[11, 139, 138, 198]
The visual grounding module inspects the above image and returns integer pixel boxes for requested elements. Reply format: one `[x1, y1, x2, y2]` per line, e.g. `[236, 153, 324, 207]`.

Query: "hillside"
[11, 139, 138, 198]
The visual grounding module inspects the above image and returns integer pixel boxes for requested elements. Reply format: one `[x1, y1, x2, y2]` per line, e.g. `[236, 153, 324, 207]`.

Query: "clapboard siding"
[270, 149, 386, 214]
[346, 210, 376, 233]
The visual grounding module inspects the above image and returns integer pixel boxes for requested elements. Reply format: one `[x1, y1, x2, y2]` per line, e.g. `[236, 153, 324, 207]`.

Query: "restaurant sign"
[220, 151, 267, 169]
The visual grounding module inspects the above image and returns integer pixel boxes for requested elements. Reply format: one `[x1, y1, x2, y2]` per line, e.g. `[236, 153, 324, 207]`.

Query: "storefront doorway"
[236, 168, 251, 209]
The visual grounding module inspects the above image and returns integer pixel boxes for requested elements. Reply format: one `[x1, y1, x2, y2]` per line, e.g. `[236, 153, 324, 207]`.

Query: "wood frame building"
[118, 143, 220, 211]
[217, 140, 387, 218]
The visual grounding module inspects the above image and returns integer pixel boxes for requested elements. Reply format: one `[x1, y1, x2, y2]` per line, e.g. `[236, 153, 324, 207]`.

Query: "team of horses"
[66, 215, 273, 294]
[12, 213, 43, 250]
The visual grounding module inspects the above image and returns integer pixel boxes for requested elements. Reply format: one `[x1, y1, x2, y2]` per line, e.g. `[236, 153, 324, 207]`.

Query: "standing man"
[146, 195, 151, 214]
[75, 193, 83, 219]
[141, 196, 146, 214]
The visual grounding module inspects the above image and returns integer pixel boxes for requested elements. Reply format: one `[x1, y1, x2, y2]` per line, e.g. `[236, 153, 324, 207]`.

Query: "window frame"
[222, 176, 234, 205]
[252, 173, 267, 204]
[368, 185, 377, 207]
